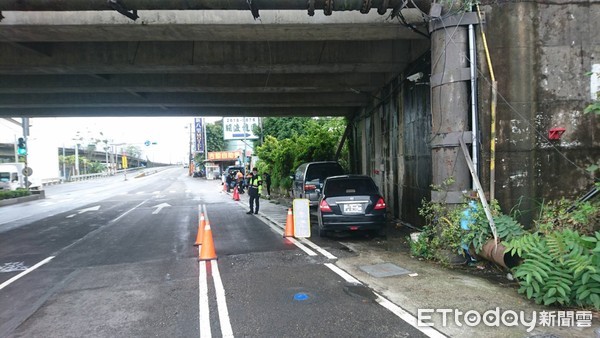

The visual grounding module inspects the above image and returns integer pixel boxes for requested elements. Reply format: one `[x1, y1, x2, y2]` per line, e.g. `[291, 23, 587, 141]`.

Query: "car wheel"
[319, 228, 327, 238]
[317, 217, 327, 237]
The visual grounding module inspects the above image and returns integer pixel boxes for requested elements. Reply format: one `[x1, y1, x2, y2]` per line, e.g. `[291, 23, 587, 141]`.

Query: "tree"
[206, 120, 225, 152]
[255, 117, 312, 141]
[255, 117, 348, 193]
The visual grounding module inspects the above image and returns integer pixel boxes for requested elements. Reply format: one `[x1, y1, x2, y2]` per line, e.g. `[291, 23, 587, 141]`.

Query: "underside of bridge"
[0, 2, 432, 118]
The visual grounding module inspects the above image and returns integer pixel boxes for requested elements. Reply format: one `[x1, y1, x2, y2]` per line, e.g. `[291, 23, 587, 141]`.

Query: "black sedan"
[317, 175, 386, 237]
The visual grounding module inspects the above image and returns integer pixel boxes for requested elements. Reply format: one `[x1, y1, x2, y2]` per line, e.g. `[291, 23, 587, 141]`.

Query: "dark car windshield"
[324, 177, 378, 197]
[305, 163, 344, 181]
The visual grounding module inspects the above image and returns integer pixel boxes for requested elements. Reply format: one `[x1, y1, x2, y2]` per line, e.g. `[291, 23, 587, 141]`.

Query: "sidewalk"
[223, 184, 598, 337]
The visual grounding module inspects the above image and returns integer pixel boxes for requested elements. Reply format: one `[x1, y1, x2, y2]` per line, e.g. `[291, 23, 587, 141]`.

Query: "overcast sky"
[1, 116, 221, 164]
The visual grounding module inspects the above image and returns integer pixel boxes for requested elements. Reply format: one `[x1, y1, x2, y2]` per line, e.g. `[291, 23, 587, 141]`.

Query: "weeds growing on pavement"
[411, 190, 600, 310]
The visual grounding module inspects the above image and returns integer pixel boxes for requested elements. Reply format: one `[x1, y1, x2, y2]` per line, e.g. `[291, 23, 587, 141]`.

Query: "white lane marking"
[324, 263, 362, 284]
[324, 263, 446, 338]
[152, 191, 161, 195]
[151, 202, 171, 215]
[169, 190, 177, 194]
[136, 191, 145, 195]
[199, 260, 212, 338]
[286, 237, 318, 256]
[298, 238, 337, 259]
[66, 214, 76, 218]
[78, 205, 101, 214]
[0, 256, 55, 291]
[212, 261, 234, 337]
[110, 200, 148, 223]
[374, 292, 447, 338]
[259, 217, 317, 256]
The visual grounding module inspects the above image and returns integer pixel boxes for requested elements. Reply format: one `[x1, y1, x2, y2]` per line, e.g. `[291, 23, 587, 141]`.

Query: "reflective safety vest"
[249, 174, 263, 195]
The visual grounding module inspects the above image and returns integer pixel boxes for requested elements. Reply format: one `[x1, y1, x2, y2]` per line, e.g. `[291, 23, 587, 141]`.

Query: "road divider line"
[0, 256, 55, 291]
[324, 263, 446, 338]
[110, 200, 148, 223]
[374, 292, 447, 338]
[199, 261, 212, 338]
[261, 218, 317, 256]
[212, 261, 234, 337]
[324, 263, 362, 284]
[298, 238, 337, 259]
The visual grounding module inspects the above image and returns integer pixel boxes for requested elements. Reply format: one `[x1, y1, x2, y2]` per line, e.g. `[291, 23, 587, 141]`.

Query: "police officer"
[246, 167, 262, 214]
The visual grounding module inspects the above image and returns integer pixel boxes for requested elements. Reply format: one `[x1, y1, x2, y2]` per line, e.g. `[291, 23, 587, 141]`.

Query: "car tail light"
[319, 199, 332, 212]
[374, 197, 386, 210]
[304, 184, 317, 191]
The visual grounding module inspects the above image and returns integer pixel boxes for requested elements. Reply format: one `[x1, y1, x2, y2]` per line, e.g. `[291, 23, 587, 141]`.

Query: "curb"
[0, 191, 45, 207]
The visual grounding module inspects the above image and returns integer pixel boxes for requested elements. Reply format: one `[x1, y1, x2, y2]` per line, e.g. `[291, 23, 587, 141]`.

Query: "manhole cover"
[359, 263, 411, 277]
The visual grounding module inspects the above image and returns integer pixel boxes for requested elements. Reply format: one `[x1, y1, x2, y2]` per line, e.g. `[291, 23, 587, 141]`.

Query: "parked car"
[317, 175, 386, 237]
[222, 166, 245, 191]
[291, 161, 345, 206]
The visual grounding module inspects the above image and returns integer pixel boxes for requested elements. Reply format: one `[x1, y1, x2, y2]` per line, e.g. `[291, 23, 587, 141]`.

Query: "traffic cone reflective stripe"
[284, 208, 294, 238]
[194, 212, 206, 246]
[199, 221, 217, 261]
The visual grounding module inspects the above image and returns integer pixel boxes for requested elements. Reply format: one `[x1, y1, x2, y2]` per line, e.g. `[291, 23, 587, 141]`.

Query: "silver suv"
[291, 161, 344, 206]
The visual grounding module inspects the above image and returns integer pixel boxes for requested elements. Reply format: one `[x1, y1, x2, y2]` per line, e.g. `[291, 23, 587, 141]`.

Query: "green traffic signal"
[17, 137, 27, 155]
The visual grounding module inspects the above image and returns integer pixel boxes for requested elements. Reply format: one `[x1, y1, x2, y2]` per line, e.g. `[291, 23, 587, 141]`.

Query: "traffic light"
[17, 137, 27, 156]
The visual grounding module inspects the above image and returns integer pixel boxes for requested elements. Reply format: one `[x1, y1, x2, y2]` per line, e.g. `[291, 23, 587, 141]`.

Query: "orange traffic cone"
[222, 182, 227, 192]
[194, 212, 206, 246]
[233, 186, 240, 201]
[199, 220, 217, 261]
[284, 208, 294, 237]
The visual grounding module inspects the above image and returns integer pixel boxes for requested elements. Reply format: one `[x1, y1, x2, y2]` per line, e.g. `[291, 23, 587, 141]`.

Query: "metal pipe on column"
[469, 24, 479, 191]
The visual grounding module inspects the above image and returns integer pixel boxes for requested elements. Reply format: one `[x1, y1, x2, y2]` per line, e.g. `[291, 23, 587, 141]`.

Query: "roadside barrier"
[198, 219, 217, 261]
[194, 212, 206, 246]
[232, 186, 240, 201]
[284, 208, 294, 237]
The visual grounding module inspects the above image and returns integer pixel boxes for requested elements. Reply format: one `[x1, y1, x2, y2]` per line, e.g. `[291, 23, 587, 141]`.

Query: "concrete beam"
[0, 10, 428, 42]
[0, 40, 410, 74]
[0, 106, 355, 118]
[0, 73, 388, 94]
[0, 92, 369, 108]
[0, 1, 431, 12]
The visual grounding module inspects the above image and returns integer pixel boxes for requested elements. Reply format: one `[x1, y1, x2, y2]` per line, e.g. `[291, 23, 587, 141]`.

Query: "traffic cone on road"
[198, 220, 217, 261]
[194, 212, 206, 246]
[233, 186, 240, 201]
[222, 182, 227, 192]
[284, 208, 294, 238]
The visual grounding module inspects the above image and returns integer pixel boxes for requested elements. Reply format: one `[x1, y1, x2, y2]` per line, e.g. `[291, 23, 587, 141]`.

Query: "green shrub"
[0, 189, 31, 200]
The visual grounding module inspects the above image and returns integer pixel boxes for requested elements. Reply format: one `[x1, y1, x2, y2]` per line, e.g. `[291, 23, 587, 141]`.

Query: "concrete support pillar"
[429, 11, 471, 203]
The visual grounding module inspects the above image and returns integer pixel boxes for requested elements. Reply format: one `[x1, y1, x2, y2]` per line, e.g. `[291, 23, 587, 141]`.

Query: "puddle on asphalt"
[342, 282, 376, 302]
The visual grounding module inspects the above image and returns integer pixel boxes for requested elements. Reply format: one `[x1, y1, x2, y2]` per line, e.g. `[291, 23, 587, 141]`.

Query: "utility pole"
[188, 122, 193, 176]
[21, 117, 29, 189]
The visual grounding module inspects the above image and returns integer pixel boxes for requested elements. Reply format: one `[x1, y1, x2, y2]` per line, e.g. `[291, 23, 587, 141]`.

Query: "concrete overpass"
[0, 1, 432, 117]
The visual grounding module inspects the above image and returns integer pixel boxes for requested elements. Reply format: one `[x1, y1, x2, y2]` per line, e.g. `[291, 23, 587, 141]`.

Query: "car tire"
[319, 228, 327, 238]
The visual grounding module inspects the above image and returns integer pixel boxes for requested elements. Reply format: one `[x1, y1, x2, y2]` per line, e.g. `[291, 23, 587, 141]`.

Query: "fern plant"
[505, 230, 600, 309]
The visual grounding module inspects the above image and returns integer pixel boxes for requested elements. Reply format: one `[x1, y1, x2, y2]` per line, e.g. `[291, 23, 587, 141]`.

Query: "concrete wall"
[350, 2, 599, 227]
[479, 1, 600, 224]
[350, 52, 431, 226]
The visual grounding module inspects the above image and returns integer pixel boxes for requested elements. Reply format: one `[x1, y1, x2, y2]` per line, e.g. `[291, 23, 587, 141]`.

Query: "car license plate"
[343, 203, 363, 213]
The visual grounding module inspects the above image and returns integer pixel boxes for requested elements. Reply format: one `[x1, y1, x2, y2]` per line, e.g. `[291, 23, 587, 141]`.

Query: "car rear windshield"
[305, 163, 344, 181]
[324, 178, 378, 196]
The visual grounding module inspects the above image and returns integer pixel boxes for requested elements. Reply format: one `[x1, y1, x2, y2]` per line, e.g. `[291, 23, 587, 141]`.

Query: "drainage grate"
[359, 263, 412, 277]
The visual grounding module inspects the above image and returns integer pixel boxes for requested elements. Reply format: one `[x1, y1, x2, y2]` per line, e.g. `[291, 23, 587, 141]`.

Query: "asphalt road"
[0, 167, 428, 338]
